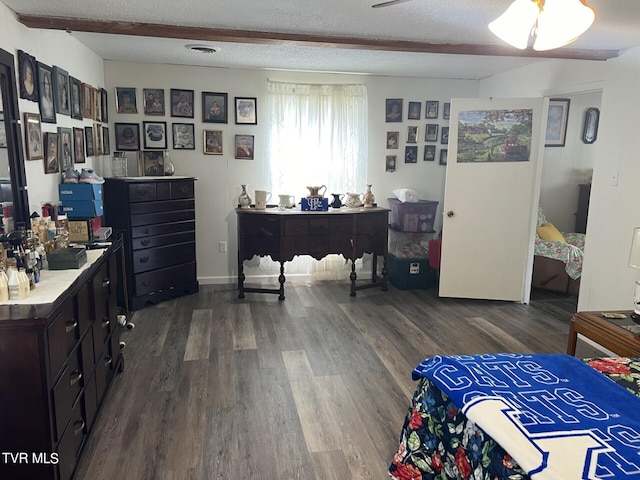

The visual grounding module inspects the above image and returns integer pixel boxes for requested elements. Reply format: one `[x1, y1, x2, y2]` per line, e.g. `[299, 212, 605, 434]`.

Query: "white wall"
[104, 61, 478, 284]
[0, 4, 106, 216]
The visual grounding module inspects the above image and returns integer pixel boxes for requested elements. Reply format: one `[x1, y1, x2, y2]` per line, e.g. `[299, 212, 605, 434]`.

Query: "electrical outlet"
[219, 241, 227, 253]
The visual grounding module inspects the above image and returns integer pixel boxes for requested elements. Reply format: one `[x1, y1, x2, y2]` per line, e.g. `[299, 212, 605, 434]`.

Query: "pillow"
[537, 222, 566, 242]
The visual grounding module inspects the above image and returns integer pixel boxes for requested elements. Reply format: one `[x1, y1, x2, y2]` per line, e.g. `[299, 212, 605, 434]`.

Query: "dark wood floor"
[75, 281, 601, 480]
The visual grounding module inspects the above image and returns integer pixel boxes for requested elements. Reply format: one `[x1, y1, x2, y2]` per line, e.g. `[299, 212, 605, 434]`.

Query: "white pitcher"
[346, 192, 364, 208]
[278, 194, 295, 209]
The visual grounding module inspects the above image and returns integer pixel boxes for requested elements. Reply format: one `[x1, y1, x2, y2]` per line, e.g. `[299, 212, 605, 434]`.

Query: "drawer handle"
[70, 370, 83, 386]
[139, 256, 149, 263]
[141, 239, 150, 246]
[102, 279, 111, 287]
[143, 228, 150, 235]
[104, 356, 113, 366]
[65, 321, 78, 333]
[102, 318, 110, 328]
[137, 187, 147, 195]
[73, 419, 85, 436]
[180, 186, 188, 193]
[142, 280, 151, 287]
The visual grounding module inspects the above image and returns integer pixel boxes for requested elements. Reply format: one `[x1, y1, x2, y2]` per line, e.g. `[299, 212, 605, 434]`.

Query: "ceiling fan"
[371, 0, 414, 8]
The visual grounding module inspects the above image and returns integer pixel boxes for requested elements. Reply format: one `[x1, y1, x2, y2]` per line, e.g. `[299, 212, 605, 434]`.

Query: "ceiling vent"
[185, 44, 219, 54]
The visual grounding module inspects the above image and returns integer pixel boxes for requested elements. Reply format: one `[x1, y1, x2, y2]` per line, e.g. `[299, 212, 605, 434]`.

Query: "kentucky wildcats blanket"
[412, 354, 640, 479]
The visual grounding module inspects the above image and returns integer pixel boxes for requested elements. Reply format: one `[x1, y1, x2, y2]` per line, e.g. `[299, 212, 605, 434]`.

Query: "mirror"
[0, 48, 29, 233]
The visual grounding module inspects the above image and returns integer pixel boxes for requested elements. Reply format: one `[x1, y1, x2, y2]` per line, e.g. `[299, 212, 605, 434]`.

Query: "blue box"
[58, 184, 103, 202]
[388, 254, 436, 290]
[301, 197, 329, 211]
[61, 200, 104, 218]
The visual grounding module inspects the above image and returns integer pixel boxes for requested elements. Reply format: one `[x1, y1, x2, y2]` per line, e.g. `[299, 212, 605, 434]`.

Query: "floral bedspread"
[389, 357, 640, 480]
[534, 231, 585, 280]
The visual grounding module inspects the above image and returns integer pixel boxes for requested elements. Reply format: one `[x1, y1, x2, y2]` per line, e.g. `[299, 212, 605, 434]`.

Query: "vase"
[238, 184, 252, 209]
[363, 184, 375, 208]
[164, 150, 175, 176]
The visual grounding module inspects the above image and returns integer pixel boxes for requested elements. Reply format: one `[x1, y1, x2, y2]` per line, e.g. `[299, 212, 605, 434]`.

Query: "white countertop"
[0, 248, 108, 305]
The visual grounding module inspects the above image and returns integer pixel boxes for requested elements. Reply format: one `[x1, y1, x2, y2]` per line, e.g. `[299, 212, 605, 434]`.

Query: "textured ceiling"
[5, 0, 640, 79]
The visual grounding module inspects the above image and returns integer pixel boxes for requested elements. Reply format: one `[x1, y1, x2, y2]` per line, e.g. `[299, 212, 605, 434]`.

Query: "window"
[265, 81, 368, 198]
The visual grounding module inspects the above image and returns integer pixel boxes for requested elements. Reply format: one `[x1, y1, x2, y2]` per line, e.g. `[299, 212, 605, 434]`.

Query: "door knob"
[447, 210, 455, 218]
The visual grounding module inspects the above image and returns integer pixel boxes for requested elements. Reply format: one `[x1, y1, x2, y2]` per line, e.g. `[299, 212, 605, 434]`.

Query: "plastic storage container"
[388, 253, 436, 290]
[388, 198, 438, 233]
[388, 227, 434, 258]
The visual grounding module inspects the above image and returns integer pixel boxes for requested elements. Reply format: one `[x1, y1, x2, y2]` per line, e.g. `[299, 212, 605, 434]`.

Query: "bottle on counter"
[7, 256, 20, 301]
[0, 267, 8, 301]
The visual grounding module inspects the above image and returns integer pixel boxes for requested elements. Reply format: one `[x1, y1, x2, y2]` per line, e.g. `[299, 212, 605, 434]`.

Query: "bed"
[389, 355, 640, 480]
[532, 208, 584, 295]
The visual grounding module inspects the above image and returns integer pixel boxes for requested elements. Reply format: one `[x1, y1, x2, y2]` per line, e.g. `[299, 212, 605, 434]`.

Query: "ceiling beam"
[18, 14, 619, 61]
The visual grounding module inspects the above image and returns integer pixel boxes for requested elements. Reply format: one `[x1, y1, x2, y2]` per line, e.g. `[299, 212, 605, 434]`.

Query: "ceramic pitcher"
[278, 194, 295, 209]
[330, 193, 344, 208]
[306, 185, 327, 198]
[346, 192, 364, 208]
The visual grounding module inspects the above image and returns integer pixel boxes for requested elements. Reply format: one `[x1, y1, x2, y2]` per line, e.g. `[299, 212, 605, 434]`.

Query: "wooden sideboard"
[236, 207, 389, 299]
[0, 243, 123, 480]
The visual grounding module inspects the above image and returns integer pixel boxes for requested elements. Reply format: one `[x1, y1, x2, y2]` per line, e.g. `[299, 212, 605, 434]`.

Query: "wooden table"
[567, 311, 640, 356]
[236, 206, 389, 299]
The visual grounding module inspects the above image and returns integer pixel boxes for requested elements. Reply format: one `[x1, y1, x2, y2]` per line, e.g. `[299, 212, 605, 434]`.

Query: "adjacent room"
[1, 0, 640, 479]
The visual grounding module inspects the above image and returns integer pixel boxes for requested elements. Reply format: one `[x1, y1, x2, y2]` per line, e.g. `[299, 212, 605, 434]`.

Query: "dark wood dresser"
[574, 183, 591, 234]
[104, 177, 199, 310]
[0, 245, 123, 480]
[237, 207, 389, 299]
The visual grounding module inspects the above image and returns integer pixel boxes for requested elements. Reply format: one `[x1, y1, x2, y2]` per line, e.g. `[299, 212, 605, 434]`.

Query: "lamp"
[628, 227, 640, 318]
[489, 0, 596, 51]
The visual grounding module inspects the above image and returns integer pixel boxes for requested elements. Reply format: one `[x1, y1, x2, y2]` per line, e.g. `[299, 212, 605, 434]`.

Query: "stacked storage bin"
[387, 198, 438, 289]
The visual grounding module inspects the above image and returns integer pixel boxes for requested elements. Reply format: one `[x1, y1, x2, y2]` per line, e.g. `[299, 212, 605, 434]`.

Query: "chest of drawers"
[0, 245, 123, 480]
[104, 177, 199, 310]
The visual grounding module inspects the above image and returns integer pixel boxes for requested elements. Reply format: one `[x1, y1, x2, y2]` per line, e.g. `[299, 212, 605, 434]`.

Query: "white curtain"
[265, 81, 368, 200]
[258, 80, 369, 279]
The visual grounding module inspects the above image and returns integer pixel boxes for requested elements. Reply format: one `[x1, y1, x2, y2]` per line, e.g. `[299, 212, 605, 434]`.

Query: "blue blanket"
[412, 354, 640, 479]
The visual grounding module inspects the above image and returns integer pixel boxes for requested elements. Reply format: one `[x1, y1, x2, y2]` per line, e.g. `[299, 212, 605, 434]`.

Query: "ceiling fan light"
[489, 0, 540, 49]
[533, 0, 595, 51]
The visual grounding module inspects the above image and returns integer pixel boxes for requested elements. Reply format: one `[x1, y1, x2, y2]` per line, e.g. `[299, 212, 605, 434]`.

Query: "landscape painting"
[457, 109, 533, 163]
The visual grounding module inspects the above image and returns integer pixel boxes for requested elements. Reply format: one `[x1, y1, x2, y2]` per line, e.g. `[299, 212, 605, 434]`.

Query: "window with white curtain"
[252, 80, 369, 279]
[265, 81, 368, 199]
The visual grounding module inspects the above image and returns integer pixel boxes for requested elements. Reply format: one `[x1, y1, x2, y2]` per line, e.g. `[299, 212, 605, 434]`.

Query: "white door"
[438, 97, 547, 303]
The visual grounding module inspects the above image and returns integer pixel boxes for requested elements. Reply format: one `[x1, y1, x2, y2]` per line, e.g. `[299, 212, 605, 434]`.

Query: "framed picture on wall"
[545, 98, 570, 147]
[143, 121, 167, 149]
[24, 112, 43, 161]
[544, 98, 570, 147]
[426, 100, 439, 119]
[37, 62, 56, 124]
[235, 134, 254, 159]
[57, 127, 74, 171]
[386, 131, 399, 149]
[425, 124, 438, 142]
[406, 126, 418, 144]
[101, 88, 108, 122]
[441, 126, 449, 145]
[235, 97, 257, 125]
[440, 148, 448, 165]
[385, 98, 402, 122]
[143, 88, 165, 115]
[73, 127, 86, 164]
[84, 126, 95, 157]
[424, 145, 436, 161]
[82, 83, 94, 119]
[443, 102, 451, 120]
[52, 66, 70, 116]
[385, 155, 397, 172]
[202, 92, 228, 123]
[102, 126, 110, 155]
[18, 50, 38, 102]
[407, 101, 421, 120]
[404, 146, 417, 163]
[44, 132, 59, 174]
[114, 122, 140, 151]
[171, 89, 194, 118]
[204, 129, 223, 155]
[115, 87, 138, 114]
[70, 77, 83, 120]
[172, 123, 195, 149]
